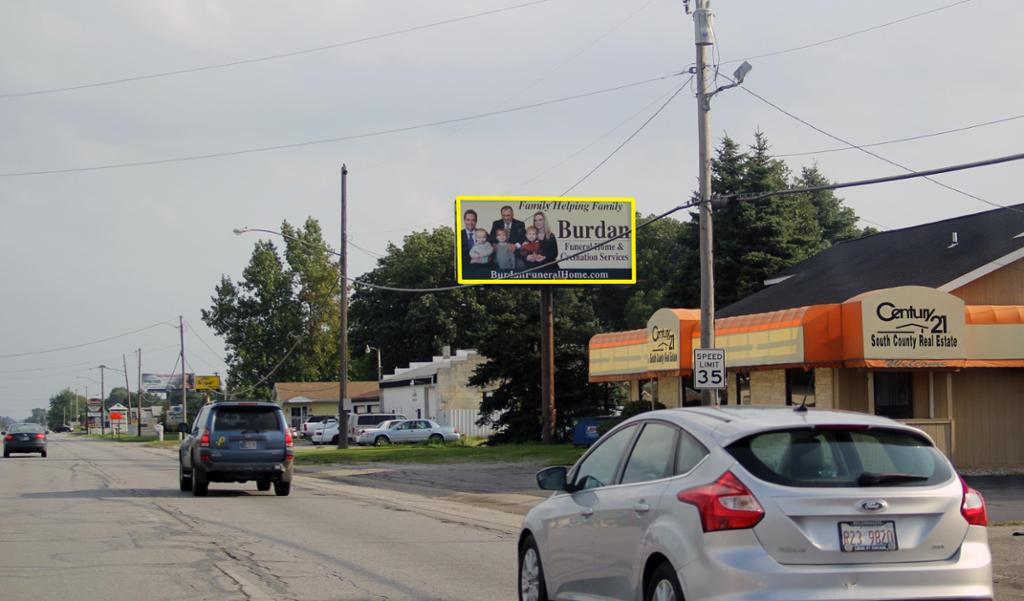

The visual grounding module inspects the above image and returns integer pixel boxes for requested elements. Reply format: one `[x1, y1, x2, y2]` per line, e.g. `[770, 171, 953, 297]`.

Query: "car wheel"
[374, 435, 390, 447]
[518, 535, 548, 601]
[2, 451, 8, 458]
[330, 435, 339, 445]
[429, 433, 444, 444]
[179, 463, 192, 492]
[645, 561, 682, 601]
[40, 450, 47, 458]
[274, 481, 291, 496]
[257, 479, 271, 491]
[191, 467, 209, 497]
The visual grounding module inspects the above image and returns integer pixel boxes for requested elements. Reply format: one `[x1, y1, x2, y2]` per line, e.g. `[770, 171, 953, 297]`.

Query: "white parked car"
[300, 415, 334, 439]
[518, 406, 992, 601]
[356, 419, 460, 446]
[311, 414, 407, 445]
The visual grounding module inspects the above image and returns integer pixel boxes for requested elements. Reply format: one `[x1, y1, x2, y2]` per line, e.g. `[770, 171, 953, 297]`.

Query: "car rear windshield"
[10, 424, 42, 433]
[213, 408, 282, 433]
[726, 427, 952, 488]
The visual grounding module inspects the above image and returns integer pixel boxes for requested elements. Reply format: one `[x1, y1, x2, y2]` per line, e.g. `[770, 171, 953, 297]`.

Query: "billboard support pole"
[337, 164, 350, 449]
[123, 354, 132, 438]
[99, 365, 106, 437]
[540, 287, 555, 443]
[137, 348, 142, 437]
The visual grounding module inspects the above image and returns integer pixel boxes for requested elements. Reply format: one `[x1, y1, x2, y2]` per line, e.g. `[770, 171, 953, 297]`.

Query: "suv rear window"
[357, 415, 398, 426]
[727, 427, 952, 488]
[213, 408, 282, 433]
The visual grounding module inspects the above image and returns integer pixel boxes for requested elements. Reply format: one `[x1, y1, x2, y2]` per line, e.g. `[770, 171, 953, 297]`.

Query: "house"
[588, 204, 1024, 469]
[380, 348, 497, 437]
[272, 381, 380, 428]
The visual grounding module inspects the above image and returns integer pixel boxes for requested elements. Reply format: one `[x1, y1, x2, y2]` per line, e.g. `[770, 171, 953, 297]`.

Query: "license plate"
[240, 440, 258, 450]
[839, 520, 897, 552]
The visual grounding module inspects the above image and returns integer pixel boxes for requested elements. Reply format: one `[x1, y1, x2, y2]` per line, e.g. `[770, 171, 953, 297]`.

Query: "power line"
[0, 71, 685, 178]
[739, 85, 1024, 215]
[560, 78, 691, 195]
[777, 113, 1024, 158]
[0, 320, 177, 359]
[0, 344, 180, 378]
[0, 0, 552, 100]
[183, 319, 226, 369]
[722, 0, 974, 65]
[505, 84, 681, 193]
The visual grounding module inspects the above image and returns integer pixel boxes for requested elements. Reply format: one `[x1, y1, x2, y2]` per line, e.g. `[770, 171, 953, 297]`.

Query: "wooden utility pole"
[123, 354, 132, 437]
[337, 165, 350, 449]
[540, 287, 555, 443]
[179, 316, 188, 427]
[137, 348, 143, 437]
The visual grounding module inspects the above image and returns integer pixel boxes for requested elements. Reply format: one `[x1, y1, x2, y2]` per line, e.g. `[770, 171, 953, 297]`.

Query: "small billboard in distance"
[455, 196, 636, 285]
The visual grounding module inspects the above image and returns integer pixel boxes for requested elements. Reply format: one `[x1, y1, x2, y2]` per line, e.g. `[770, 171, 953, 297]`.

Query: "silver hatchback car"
[519, 406, 992, 601]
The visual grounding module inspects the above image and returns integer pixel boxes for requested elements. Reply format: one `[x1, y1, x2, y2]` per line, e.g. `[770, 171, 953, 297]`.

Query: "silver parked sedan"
[356, 419, 460, 446]
[518, 406, 992, 601]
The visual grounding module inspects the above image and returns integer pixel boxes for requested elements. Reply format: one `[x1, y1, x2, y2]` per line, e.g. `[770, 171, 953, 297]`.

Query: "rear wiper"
[857, 472, 929, 486]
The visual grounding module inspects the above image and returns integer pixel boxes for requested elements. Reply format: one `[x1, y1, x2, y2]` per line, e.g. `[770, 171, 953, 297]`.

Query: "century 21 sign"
[860, 287, 965, 359]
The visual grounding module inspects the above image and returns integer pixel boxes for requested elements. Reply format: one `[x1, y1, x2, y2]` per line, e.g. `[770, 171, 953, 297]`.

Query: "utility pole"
[179, 316, 188, 429]
[337, 164, 349, 449]
[123, 354, 132, 438]
[137, 348, 142, 437]
[98, 365, 107, 436]
[694, 0, 717, 406]
[540, 288, 555, 443]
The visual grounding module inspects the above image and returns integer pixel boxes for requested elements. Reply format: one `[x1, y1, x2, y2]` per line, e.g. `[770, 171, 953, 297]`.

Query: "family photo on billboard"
[456, 197, 636, 285]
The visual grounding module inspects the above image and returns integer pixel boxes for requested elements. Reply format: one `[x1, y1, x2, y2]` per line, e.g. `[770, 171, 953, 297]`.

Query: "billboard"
[455, 196, 636, 285]
[142, 373, 195, 392]
[195, 375, 222, 391]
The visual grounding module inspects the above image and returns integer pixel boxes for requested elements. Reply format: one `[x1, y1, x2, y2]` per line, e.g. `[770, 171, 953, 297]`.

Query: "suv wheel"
[179, 463, 192, 492]
[274, 481, 291, 496]
[191, 467, 209, 497]
[518, 535, 548, 601]
[330, 434, 339, 445]
[257, 479, 271, 492]
[645, 562, 682, 601]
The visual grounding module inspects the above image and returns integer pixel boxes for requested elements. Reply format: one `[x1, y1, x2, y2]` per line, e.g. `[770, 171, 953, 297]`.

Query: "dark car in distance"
[178, 402, 294, 497]
[4, 423, 47, 457]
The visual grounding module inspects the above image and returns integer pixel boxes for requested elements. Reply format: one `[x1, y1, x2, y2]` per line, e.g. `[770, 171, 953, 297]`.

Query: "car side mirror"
[176, 423, 189, 434]
[45, 430, 50, 435]
[536, 466, 569, 492]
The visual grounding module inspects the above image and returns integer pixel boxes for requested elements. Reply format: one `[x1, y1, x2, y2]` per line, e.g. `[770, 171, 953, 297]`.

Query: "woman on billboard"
[531, 211, 560, 272]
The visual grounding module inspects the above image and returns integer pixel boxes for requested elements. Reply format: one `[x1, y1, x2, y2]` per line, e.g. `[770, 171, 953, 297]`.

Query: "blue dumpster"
[572, 417, 617, 446]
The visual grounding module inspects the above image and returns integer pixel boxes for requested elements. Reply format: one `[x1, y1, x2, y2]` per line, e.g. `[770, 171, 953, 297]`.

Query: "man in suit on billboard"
[489, 205, 526, 245]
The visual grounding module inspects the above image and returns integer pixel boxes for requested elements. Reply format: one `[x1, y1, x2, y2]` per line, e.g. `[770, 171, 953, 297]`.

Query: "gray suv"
[178, 402, 294, 497]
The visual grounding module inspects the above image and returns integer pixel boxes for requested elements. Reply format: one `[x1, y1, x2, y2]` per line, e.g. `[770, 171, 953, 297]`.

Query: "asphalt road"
[0, 436, 518, 601]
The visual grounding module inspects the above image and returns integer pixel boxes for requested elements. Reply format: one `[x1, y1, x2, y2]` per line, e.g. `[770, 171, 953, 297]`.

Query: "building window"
[736, 373, 751, 405]
[874, 372, 913, 419]
[786, 369, 816, 407]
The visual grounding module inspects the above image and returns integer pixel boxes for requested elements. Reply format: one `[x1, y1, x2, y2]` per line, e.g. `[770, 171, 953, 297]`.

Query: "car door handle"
[633, 502, 651, 514]
[580, 507, 594, 517]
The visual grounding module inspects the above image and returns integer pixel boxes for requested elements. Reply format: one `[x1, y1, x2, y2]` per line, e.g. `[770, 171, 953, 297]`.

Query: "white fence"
[436, 409, 499, 439]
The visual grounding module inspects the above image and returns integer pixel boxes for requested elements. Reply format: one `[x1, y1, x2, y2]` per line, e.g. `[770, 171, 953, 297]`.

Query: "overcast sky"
[1, 0, 1020, 418]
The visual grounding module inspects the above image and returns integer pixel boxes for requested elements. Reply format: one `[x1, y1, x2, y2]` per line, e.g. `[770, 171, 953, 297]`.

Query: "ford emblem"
[859, 499, 887, 512]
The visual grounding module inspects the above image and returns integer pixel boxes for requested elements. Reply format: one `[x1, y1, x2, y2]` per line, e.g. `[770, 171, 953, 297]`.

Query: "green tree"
[47, 388, 84, 427]
[202, 218, 340, 399]
[348, 227, 499, 375]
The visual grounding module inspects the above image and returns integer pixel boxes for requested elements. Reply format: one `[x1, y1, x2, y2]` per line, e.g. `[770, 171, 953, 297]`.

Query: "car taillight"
[35, 433, 45, 439]
[199, 430, 210, 448]
[3, 434, 12, 441]
[960, 476, 987, 526]
[677, 471, 765, 532]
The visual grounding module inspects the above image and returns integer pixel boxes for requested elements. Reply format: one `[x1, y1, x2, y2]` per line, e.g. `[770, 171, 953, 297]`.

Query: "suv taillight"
[677, 471, 765, 532]
[199, 430, 210, 448]
[960, 476, 987, 526]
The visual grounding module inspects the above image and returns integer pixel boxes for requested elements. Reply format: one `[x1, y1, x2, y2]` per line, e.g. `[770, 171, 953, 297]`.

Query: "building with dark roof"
[587, 205, 1024, 469]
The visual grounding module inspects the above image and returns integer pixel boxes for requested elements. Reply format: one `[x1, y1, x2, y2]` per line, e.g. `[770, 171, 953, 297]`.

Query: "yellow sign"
[195, 375, 222, 391]
[455, 196, 636, 285]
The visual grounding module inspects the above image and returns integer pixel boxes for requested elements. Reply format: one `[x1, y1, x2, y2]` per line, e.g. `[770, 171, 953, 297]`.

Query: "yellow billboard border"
[455, 196, 637, 285]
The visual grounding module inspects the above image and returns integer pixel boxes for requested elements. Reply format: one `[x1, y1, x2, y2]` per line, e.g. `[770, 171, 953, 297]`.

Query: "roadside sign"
[195, 375, 221, 391]
[693, 348, 726, 389]
[109, 412, 123, 421]
[87, 398, 102, 411]
[87, 412, 102, 418]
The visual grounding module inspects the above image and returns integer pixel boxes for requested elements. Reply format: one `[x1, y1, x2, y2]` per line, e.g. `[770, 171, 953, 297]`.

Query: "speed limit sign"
[693, 348, 726, 389]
